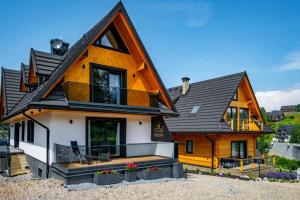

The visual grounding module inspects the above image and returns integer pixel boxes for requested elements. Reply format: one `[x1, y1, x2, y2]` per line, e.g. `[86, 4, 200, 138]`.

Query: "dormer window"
[94, 23, 129, 54]
[232, 91, 238, 101]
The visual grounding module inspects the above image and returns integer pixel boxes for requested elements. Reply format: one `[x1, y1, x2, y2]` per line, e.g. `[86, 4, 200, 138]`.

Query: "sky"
[0, 0, 300, 111]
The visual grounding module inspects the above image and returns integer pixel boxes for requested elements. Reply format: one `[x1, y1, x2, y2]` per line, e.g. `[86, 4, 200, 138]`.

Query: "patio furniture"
[98, 141, 110, 162]
[70, 141, 88, 163]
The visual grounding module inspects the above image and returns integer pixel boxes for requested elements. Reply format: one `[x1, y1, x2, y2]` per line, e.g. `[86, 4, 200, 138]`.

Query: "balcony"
[62, 81, 159, 108]
[227, 118, 263, 131]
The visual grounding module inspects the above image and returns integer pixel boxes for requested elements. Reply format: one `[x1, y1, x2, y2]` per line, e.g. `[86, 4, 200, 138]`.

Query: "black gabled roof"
[1, 68, 25, 114]
[1, 1, 177, 120]
[31, 1, 177, 113]
[21, 63, 29, 85]
[30, 49, 64, 76]
[165, 72, 246, 133]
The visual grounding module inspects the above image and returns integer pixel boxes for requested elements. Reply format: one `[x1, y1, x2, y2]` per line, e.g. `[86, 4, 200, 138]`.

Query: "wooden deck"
[61, 155, 167, 169]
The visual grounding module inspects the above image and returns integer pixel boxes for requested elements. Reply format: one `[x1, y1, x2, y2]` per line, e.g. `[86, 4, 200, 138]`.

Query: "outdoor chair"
[70, 141, 89, 164]
[98, 141, 110, 162]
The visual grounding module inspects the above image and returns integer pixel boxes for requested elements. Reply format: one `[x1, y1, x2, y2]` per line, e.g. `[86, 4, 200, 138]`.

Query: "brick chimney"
[182, 77, 190, 95]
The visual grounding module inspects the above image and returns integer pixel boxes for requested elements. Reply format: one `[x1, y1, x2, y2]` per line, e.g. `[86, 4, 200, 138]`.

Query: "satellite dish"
[51, 39, 63, 50]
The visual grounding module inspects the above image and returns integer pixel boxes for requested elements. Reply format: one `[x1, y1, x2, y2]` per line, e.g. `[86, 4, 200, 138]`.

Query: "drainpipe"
[22, 111, 50, 178]
[205, 136, 215, 173]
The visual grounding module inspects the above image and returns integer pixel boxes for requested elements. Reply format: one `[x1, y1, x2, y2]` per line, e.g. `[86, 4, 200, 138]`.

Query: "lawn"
[271, 112, 300, 130]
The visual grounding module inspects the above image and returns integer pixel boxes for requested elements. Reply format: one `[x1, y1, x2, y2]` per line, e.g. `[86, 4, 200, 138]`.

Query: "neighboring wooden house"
[165, 72, 272, 169]
[275, 125, 293, 143]
[280, 105, 297, 113]
[266, 110, 284, 122]
[0, 2, 179, 182]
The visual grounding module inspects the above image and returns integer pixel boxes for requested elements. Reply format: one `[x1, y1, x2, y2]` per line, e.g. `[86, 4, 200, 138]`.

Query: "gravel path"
[0, 173, 300, 200]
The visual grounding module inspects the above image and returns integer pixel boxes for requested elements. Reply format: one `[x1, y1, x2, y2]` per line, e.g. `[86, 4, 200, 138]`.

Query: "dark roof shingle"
[165, 72, 245, 133]
[2, 68, 25, 114]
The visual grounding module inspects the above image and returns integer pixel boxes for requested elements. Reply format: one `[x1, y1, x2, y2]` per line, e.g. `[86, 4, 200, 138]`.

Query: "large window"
[239, 108, 249, 130]
[27, 120, 34, 143]
[231, 141, 247, 159]
[21, 121, 25, 142]
[226, 107, 237, 130]
[94, 23, 129, 54]
[91, 64, 126, 105]
[186, 140, 193, 154]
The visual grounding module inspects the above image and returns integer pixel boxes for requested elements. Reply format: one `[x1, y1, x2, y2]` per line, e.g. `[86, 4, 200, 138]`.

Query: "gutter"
[205, 136, 215, 173]
[22, 111, 50, 178]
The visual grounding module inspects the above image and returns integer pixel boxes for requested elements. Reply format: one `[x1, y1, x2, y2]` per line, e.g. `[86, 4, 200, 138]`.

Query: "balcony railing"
[62, 81, 159, 108]
[53, 142, 175, 164]
[227, 118, 263, 131]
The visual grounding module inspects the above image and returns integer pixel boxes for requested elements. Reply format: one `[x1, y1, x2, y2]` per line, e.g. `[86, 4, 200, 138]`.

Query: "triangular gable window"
[94, 23, 129, 54]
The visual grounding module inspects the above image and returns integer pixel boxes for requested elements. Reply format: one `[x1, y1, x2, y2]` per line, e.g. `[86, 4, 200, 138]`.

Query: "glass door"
[87, 118, 125, 157]
[91, 65, 125, 105]
[231, 141, 247, 159]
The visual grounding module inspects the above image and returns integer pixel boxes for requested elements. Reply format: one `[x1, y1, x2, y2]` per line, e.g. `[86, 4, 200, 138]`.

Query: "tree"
[0, 123, 9, 144]
[296, 104, 300, 112]
[290, 125, 300, 144]
[260, 107, 271, 125]
[257, 134, 273, 155]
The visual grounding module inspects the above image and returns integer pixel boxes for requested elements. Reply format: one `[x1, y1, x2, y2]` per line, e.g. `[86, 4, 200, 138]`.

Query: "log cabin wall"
[174, 134, 257, 168]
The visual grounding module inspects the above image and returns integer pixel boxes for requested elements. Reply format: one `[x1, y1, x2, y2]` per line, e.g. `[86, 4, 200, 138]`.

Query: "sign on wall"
[151, 117, 173, 142]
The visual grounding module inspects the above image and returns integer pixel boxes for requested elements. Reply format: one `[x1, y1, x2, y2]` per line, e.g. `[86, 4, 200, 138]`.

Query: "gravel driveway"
[0, 173, 300, 200]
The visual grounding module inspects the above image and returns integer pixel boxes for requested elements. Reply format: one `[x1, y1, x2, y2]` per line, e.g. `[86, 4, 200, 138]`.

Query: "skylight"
[190, 105, 201, 114]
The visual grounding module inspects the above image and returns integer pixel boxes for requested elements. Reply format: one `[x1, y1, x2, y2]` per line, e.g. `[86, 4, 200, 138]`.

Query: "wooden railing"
[228, 118, 263, 131]
[219, 155, 275, 174]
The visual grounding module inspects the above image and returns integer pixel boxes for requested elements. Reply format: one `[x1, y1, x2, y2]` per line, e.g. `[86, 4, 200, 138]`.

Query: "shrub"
[275, 156, 300, 171]
[265, 172, 297, 180]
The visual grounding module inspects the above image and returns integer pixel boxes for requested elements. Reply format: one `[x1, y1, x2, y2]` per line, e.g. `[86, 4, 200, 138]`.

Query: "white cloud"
[278, 50, 300, 71]
[149, 1, 213, 28]
[255, 87, 300, 112]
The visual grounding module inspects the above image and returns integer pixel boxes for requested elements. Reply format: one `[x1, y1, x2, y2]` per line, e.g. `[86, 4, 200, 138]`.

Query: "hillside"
[271, 112, 300, 130]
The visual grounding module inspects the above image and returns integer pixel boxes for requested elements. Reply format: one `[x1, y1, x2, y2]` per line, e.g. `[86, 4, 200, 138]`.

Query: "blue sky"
[0, 0, 300, 110]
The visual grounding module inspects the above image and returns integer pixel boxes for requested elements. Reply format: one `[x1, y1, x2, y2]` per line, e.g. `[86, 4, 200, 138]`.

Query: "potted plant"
[94, 169, 122, 185]
[124, 162, 138, 182]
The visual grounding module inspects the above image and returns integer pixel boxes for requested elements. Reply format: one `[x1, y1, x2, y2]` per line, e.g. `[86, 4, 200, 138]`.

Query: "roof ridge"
[168, 71, 246, 90]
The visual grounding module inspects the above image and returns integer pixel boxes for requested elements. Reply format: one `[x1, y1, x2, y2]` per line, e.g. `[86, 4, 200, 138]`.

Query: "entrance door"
[87, 118, 126, 157]
[14, 123, 20, 148]
[231, 141, 247, 159]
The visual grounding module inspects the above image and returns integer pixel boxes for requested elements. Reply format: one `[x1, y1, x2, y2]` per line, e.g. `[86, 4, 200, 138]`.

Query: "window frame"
[232, 91, 238, 101]
[93, 23, 130, 54]
[27, 120, 34, 143]
[231, 141, 247, 159]
[186, 140, 193, 154]
[21, 121, 25, 142]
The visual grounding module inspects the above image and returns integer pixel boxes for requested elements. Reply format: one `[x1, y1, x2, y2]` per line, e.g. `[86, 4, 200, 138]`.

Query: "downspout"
[205, 136, 215, 173]
[22, 111, 50, 178]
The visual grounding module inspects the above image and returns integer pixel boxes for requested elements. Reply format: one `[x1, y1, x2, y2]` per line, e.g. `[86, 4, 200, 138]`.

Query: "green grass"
[271, 112, 300, 130]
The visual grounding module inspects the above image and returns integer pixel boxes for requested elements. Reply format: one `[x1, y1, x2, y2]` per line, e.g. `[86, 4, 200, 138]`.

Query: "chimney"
[50, 39, 69, 56]
[182, 77, 190, 95]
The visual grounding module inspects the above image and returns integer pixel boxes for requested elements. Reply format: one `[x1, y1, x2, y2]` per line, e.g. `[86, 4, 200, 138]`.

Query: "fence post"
[240, 160, 243, 174]
[272, 156, 276, 167]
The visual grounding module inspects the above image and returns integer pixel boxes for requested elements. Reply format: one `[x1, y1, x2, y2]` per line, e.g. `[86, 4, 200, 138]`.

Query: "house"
[280, 105, 296, 113]
[274, 125, 293, 143]
[165, 72, 272, 170]
[0, 2, 180, 183]
[266, 110, 284, 122]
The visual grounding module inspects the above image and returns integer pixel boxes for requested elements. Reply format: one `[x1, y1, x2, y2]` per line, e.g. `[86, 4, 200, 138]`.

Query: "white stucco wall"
[10, 110, 173, 164]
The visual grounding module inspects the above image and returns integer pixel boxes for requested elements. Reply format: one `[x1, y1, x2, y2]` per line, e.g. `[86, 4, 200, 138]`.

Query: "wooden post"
[231, 118, 233, 130]
[272, 156, 276, 166]
[240, 160, 243, 174]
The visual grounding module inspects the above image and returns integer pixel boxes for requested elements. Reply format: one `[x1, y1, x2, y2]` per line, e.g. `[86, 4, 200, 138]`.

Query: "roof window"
[190, 105, 201, 114]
